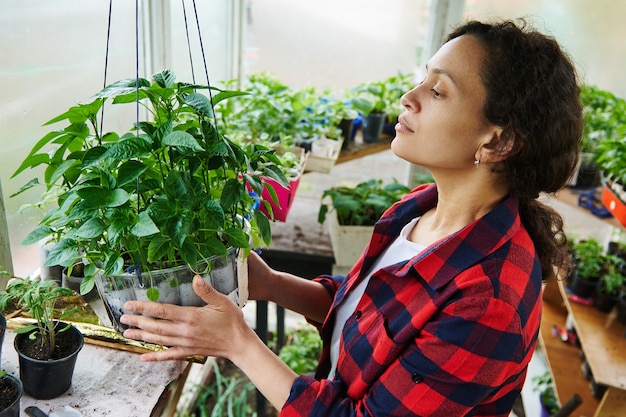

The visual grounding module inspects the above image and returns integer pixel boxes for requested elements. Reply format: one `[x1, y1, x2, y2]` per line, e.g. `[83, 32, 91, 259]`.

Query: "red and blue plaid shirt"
[281, 183, 542, 417]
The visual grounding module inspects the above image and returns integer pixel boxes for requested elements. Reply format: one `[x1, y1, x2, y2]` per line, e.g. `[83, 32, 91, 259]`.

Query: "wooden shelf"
[557, 280, 626, 390]
[540, 278, 600, 417]
[538, 186, 626, 416]
[336, 135, 393, 165]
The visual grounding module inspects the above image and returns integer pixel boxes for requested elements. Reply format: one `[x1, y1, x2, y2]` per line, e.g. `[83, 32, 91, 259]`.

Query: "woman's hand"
[246, 250, 276, 301]
[120, 275, 253, 362]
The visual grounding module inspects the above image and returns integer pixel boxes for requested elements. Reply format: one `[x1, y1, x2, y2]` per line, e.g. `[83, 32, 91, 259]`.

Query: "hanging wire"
[134, 0, 143, 286]
[99, 0, 227, 282]
[181, 0, 196, 84]
[190, 0, 219, 127]
[98, 0, 114, 146]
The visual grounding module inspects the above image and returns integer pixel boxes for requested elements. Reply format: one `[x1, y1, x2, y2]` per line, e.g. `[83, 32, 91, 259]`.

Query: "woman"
[121, 19, 582, 416]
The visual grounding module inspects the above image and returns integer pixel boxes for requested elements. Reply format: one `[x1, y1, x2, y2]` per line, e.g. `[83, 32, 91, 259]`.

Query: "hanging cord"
[98, 0, 114, 146]
[191, 0, 218, 130]
[181, 0, 196, 84]
[134, 0, 144, 286]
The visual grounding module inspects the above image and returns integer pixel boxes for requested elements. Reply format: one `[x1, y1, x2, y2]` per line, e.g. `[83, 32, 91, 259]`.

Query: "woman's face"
[391, 35, 500, 173]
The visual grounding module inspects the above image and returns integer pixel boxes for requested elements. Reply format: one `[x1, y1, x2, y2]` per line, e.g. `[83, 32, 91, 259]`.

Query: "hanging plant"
[11, 69, 289, 298]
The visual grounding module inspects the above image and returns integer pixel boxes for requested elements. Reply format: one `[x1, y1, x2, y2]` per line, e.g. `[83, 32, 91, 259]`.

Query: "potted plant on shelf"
[0, 278, 82, 399]
[569, 238, 605, 298]
[380, 72, 415, 133]
[570, 84, 626, 188]
[11, 69, 289, 331]
[593, 253, 625, 312]
[350, 80, 388, 143]
[0, 370, 22, 417]
[596, 135, 626, 227]
[218, 72, 308, 221]
[318, 179, 411, 267]
[532, 371, 559, 417]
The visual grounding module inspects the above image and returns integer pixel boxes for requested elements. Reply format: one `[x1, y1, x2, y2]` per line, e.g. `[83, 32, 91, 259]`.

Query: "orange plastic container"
[601, 184, 626, 227]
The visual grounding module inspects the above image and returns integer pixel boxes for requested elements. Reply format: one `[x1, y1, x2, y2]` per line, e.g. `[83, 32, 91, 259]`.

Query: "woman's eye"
[431, 88, 442, 98]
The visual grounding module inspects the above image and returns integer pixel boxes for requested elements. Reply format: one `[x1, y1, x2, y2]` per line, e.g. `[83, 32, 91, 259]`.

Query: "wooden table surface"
[1, 329, 187, 417]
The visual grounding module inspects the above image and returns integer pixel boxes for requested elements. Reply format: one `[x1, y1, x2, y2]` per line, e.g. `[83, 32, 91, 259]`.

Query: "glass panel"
[0, 0, 142, 276]
[0, 0, 234, 276]
[167, 0, 235, 84]
[242, 0, 431, 90]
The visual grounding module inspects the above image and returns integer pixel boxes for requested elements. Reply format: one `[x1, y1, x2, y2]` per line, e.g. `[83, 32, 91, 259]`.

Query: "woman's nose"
[400, 87, 419, 112]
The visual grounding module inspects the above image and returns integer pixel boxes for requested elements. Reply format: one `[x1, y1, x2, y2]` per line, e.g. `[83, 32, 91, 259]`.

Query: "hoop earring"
[474, 159, 481, 168]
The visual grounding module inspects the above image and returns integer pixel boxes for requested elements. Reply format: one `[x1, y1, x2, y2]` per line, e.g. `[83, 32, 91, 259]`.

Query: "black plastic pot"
[593, 285, 618, 313]
[361, 112, 386, 143]
[569, 271, 598, 298]
[294, 137, 314, 152]
[0, 374, 23, 417]
[572, 159, 601, 188]
[0, 313, 5, 365]
[14, 321, 83, 399]
[339, 117, 356, 150]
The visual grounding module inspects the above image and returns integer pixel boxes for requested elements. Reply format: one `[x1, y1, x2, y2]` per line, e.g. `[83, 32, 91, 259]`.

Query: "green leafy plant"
[597, 254, 625, 296]
[380, 72, 415, 123]
[187, 360, 257, 417]
[579, 84, 626, 155]
[350, 81, 387, 116]
[219, 71, 315, 144]
[318, 179, 411, 226]
[0, 279, 76, 358]
[220, 72, 353, 155]
[11, 69, 289, 297]
[532, 371, 559, 416]
[572, 238, 605, 281]
[596, 137, 626, 187]
[278, 325, 322, 375]
[349, 72, 414, 119]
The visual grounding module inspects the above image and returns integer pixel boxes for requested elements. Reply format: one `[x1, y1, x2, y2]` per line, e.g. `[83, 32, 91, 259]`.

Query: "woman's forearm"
[267, 270, 333, 324]
[230, 326, 299, 411]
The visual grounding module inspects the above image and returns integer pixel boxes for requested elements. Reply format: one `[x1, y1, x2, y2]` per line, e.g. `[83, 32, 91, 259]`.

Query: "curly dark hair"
[446, 19, 583, 279]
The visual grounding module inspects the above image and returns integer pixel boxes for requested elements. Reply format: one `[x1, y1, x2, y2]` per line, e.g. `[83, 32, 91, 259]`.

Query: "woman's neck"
[409, 172, 509, 246]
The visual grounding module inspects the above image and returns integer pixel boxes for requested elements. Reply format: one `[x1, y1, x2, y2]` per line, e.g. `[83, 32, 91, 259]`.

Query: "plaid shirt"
[281, 184, 542, 417]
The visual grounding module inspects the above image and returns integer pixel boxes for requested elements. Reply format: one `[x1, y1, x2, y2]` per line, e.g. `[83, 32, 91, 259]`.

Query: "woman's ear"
[478, 126, 514, 164]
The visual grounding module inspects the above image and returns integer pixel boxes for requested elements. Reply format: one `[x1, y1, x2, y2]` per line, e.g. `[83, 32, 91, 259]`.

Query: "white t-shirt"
[327, 217, 426, 379]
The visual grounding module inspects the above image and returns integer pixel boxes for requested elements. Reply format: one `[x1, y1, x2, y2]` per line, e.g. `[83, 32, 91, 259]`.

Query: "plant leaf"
[117, 160, 148, 187]
[221, 179, 245, 210]
[101, 136, 152, 160]
[162, 130, 204, 152]
[22, 225, 55, 246]
[148, 235, 171, 263]
[77, 187, 130, 208]
[184, 93, 213, 117]
[44, 239, 80, 267]
[93, 77, 151, 99]
[153, 69, 176, 88]
[75, 218, 106, 239]
[224, 227, 250, 248]
[131, 211, 160, 237]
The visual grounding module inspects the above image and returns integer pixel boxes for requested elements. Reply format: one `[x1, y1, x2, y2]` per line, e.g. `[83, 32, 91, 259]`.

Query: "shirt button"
[354, 310, 362, 319]
[412, 374, 423, 384]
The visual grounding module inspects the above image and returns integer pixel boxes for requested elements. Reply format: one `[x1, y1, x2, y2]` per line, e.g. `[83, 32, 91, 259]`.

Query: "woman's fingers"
[120, 275, 243, 360]
[121, 314, 182, 345]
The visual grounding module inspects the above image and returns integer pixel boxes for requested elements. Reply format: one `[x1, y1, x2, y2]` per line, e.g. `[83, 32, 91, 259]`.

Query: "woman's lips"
[395, 117, 414, 133]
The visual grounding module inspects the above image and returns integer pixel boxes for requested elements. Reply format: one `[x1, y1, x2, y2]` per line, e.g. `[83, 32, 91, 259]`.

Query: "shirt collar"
[371, 184, 523, 290]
